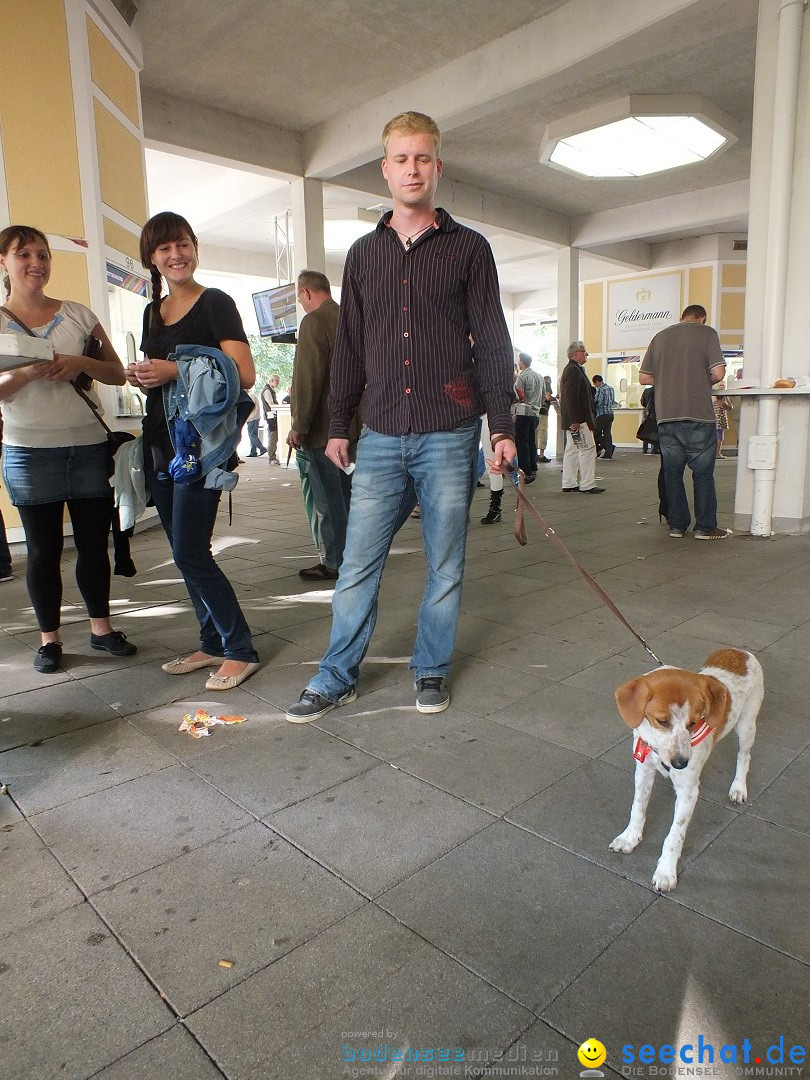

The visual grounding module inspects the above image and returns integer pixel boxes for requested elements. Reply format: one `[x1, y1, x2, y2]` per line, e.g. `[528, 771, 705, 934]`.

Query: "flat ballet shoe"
[162, 655, 220, 675]
[205, 662, 260, 691]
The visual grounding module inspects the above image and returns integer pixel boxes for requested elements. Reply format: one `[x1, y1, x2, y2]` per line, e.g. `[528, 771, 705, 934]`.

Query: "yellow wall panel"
[720, 290, 745, 332]
[613, 411, 643, 444]
[49, 250, 91, 308]
[103, 216, 141, 262]
[721, 263, 746, 288]
[687, 265, 714, 318]
[93, 101, 147, 224]
[583, 282, 603, 353]
[0, 1, 84, 235]
[86, 16, 140, 127]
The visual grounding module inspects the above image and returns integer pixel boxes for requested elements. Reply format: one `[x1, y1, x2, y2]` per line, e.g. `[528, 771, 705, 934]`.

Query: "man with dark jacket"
[559, 341, 604, 493]
[287, 270, 359, 579]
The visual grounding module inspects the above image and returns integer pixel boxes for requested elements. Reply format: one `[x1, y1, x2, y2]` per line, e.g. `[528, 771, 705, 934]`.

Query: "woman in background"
[0, 225, 136, 673]
[128, 211, 259, 690]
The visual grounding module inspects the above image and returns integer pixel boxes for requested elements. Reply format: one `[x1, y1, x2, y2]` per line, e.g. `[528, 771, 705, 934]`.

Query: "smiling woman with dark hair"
[127, 211, 259, 691]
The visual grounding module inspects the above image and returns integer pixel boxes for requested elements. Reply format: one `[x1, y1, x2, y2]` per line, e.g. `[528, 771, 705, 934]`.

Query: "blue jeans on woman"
[657, 421, 718, 533]
[148, 469, 258, 662]
[307, 419, 480, 702]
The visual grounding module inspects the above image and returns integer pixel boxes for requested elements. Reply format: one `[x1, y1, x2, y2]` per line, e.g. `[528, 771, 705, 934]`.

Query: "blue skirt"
[2, 443, 111, 506]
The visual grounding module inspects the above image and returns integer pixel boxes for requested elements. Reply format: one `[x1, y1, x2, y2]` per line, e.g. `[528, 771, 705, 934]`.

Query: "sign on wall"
[607, 273, 681, 350]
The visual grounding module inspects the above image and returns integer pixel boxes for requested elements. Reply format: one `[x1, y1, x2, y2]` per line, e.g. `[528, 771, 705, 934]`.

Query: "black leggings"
[18, 496, 114, 633]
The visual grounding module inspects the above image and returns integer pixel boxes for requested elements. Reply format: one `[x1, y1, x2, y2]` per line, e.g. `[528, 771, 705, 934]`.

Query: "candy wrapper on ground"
[179, 709, 247, 738]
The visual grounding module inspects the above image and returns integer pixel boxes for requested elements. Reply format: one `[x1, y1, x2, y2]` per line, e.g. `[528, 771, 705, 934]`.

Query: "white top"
[0, 300, 107, 448]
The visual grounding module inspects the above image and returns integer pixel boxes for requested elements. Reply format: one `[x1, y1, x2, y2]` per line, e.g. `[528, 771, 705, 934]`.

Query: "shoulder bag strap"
[0, 304, 113, 436]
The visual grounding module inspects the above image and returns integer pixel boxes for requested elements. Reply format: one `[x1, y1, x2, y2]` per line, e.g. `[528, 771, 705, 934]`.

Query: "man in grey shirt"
[640, 305, 727, 540]
[514, 352, 544, 480]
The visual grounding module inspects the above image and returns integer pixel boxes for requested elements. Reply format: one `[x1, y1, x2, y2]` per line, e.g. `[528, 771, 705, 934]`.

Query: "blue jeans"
[148, 469, 258, 662]
[246, 419, 265, 454]
[305, 445, 353, 569]
[658, 421, 718, 533]
[307, 420, 480, 701]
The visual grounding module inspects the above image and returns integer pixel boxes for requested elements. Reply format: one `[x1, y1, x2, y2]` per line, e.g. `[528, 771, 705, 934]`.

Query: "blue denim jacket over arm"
[162, 344, 252, 490]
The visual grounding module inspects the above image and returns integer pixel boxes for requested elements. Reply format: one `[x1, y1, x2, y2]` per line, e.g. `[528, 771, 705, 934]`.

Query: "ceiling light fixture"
[539, 95, 738, 178]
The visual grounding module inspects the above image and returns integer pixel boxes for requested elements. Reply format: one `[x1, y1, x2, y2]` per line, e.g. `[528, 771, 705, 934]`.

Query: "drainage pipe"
[750, 0, 806, 536]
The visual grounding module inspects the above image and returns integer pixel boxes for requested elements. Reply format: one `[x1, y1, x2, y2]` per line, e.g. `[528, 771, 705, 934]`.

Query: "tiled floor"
[1, 450, 807, 1079]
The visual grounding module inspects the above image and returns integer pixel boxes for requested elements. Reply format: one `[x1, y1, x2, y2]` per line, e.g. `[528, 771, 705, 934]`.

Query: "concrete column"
[290, 178, 326, 277]
[735, 0, 810, 534]
[556, 246, 580, 456]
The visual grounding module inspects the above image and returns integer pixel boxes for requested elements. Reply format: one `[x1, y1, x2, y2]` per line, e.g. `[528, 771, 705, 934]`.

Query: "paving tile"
[187, 905, 533, 1080]
[0, 795, 83, 939]
[541, 901, 809, 1080]
[508, 758, 738, 889]
[673, 814, 810, 962]
[270, 764, 493, 896]
[77, 665, 203, 716]
[123, 694, 279, 762]
[0, 680, 118, 752]
[92, 1026, 226, 1079]
[446, 654, 552, 716]
[391, 715, 588, 815]
[94, 822, 366, 1014]
[673, 611, 793, 650]
[190, 722, 378, 817]
[0, 903, 172, 1080]
[32, 765, 254, 893]
[487, 680, 628, 757]
[746, 746, 810, 833]
[0, 718, 177, 815]
[379, 819, 652, 1011]
[317, 682, 473, 759]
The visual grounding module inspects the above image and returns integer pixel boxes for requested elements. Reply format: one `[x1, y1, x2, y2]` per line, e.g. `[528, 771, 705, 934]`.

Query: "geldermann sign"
[608, 273, 681, 351]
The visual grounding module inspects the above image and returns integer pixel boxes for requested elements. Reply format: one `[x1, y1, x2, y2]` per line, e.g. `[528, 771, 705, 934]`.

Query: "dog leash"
[506, 464, 664, 668]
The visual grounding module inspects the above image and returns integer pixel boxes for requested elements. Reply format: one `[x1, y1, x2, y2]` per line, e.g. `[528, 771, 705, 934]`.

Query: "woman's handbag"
[636, 412, 659, 443]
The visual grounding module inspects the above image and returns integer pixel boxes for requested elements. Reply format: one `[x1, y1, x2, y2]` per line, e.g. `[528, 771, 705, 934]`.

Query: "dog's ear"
[615, 677, 651, 728]
[699, 675, 730, 729]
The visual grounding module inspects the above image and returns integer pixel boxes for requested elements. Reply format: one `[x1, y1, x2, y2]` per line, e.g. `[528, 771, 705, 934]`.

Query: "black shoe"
[480, 508, 502, 524]
[415, 677, 450, 713]
[580, 487, 606, 494]
[34, 642, 62, 673]
[90, 631, 137, 656]
[562, 487, 579, 492]
[114, 560, 137, 578]
[258, 448, 267, 456]
[298, 563, 339, 580]
[247, 452, 258, 458]
[286, 687, 357, 723]
[538, 456, 552, 463]
[524, 474, 536, 485]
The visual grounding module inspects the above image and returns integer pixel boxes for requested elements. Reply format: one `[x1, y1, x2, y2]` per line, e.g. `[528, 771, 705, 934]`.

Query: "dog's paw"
[728, 782, 748, 804]
[652, 860, 678, 892]
[609, 830, 641, 853]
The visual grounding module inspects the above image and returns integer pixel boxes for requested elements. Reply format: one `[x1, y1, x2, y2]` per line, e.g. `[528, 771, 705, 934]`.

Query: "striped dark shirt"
[328, 208, 515, 440]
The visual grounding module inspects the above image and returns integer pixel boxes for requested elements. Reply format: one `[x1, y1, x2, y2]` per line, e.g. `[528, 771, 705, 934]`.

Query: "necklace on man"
[391, 221, 435, 248]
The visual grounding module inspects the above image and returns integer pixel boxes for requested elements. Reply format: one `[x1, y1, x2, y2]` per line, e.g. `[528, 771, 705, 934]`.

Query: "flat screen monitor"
[252, 283, 298, 340]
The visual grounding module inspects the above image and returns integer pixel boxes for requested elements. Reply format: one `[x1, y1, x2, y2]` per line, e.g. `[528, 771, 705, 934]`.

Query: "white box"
[0, 332, 54, 372]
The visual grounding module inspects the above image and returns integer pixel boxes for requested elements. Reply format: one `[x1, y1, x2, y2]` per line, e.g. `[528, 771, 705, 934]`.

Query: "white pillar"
[556, 246, 580, 456]
[290, 177, 325, 277]
[735, 0, 810, 534]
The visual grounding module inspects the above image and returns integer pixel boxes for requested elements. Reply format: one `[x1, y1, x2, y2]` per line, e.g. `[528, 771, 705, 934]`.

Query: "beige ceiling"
[134, 0, 760, 314]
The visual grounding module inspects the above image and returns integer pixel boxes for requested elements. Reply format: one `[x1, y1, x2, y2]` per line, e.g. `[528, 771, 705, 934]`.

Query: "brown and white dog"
[610, 648, 764, 892]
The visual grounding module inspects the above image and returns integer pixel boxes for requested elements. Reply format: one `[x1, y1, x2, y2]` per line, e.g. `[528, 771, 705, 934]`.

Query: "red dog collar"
[633, 719, 712, 762]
